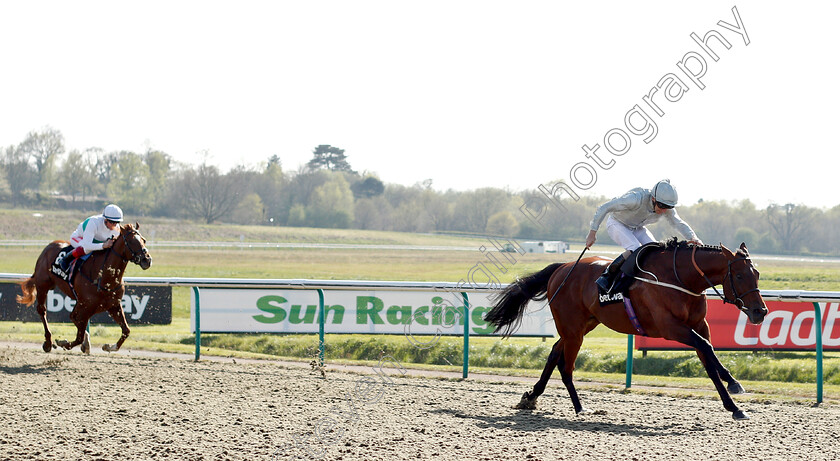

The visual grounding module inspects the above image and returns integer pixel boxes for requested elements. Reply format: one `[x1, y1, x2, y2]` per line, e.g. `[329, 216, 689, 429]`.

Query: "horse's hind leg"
[558, 336, 588, 415]
[102, 305, 130, 353]
[56, 310, 90, 351]
[516, 338, 565, 409]
[35, 288, 53, 353]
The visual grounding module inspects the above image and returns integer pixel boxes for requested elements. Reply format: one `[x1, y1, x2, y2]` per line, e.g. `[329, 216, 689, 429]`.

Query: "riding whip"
[547, 246, 588, 305]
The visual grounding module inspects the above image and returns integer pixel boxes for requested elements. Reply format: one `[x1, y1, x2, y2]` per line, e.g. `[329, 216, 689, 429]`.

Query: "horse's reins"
[630, 244, 702, 296]
[633, 244, 759, 314]
[547, 247, 588, 305]
[79, 230, 146, 292]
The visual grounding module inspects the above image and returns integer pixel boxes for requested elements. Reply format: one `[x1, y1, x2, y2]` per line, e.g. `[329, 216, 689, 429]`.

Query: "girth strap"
[623, 296, 647, 336]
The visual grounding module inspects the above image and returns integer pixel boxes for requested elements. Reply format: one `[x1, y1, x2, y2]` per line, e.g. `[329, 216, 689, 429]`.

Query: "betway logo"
[599, 292, 624, 304]
[735, 303, 840, 347]
[46, 290, 150, 320]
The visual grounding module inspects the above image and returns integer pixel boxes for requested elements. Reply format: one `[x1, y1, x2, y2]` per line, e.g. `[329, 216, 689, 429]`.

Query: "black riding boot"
[59, 250, 75, 271]
[595, 254, 626, 293]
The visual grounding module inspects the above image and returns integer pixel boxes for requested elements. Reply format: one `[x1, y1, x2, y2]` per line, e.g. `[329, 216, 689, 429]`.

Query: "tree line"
[2, 127, 838, 255]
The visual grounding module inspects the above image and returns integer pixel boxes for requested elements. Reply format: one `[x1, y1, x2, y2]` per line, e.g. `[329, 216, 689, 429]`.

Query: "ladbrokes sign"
[637, 300, 840, 350]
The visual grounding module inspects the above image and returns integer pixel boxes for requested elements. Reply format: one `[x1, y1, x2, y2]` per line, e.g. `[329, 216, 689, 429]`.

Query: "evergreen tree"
[306, 145, 355, 173]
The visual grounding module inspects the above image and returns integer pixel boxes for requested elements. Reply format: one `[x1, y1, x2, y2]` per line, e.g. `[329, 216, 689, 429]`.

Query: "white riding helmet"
[103, 204, 124, 222]
[651, 179, 678, 207]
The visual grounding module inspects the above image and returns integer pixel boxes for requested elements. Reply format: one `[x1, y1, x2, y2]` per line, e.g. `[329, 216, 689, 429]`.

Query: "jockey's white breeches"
[605, 215, 656, 251]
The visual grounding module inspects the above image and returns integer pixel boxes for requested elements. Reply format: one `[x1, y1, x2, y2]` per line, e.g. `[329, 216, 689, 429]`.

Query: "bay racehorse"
[16, 223, 152, 354]
[485, 240, 767, 420]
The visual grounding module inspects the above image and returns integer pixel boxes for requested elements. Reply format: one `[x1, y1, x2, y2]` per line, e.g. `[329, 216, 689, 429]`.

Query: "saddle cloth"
[50, 248, 90, 283]
[597, 274, 630, 306]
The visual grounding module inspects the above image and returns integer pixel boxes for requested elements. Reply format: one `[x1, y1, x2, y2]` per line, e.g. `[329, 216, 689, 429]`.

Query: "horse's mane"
[660, 237, 747, 257]
[661, 237, 720, 252]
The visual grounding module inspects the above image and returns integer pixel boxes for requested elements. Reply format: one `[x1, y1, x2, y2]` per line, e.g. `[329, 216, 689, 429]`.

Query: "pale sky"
[2, 1, 838, 208]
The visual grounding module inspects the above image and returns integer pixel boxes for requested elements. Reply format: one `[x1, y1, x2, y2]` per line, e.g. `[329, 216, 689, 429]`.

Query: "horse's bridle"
[687, 245, 759, 313]
[114, 229, 149, 266]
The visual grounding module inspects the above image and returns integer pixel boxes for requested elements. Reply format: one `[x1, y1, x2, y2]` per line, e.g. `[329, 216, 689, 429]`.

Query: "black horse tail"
[484, 262, 564, 337]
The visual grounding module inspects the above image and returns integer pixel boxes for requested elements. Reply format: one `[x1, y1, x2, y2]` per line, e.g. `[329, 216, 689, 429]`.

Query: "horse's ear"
[135, 222, 140, 230]
[720, 243, 735, 258]
[739, 242, 749, 256]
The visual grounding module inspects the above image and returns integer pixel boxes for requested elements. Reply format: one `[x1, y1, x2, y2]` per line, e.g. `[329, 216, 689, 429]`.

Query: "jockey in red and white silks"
[585, 180, 703, 292]
[59, 204, 123, 271]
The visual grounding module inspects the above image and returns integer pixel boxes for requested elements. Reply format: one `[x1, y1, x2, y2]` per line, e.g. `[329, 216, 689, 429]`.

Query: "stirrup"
[595, 273, 613, 293]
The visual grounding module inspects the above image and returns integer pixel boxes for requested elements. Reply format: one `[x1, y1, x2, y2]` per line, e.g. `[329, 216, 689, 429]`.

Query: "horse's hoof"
[102, 344, 117, 353]
[42, 341, 52, 353]
[728, 382, 746, 395]
[55, 340, 71, 350]
[732, 410, 750, 421]
[576, 407, 593, 415]
[81, 333, 91, 355]
[514, 392, 537, 410]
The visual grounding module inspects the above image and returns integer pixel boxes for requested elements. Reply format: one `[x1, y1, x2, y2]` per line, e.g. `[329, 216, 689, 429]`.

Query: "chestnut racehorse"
[485, 240, 767, 420]
[16, 223, 152, 354]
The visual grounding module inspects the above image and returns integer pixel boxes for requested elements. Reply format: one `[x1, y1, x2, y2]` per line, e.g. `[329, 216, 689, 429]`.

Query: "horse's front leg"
[674, 328, 748, 420]
[102, 305, 130, 353]
[695, 321, 744, 394]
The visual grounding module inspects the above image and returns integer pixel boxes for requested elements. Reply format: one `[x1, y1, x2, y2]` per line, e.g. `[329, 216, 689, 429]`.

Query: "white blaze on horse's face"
[134, 233, 152, 270]
[123, 224, 152, 270]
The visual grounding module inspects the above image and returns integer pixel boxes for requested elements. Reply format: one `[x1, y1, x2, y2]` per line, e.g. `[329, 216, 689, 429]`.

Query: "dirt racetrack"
[1, 344, 839, 461]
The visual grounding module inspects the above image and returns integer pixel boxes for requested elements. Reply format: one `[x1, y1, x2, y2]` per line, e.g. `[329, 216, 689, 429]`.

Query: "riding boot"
[595, 254, 626, 293]
[59, 246, 83, 272]
[59, 251, 75, 271]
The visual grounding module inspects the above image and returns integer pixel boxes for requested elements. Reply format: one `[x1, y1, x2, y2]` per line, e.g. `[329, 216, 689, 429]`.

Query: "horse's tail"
[17, 277, 37, 306]
[485, 262, 564, 337]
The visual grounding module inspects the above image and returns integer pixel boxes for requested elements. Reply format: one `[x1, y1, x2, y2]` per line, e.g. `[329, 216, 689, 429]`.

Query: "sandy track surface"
[1, 344, 838, 461]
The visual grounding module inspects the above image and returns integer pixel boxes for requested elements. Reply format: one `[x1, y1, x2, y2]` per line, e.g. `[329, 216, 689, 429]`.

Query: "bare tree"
[17, 127, 65, 189]
[421, 188, 453, 231]
[1, 145, 38, 206]
[765, 203, 815, 252]
[93, 149, 119, 186]
[183, 162, 248, 223]
[454, 188, 511, 233]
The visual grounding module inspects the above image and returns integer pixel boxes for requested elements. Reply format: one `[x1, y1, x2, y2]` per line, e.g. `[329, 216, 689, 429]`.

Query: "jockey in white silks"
[585, 180, 703, 293]
[59, 204, 123, 271]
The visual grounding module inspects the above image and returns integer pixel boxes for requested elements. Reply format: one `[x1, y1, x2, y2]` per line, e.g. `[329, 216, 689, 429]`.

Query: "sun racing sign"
[191, 288, 554, 336]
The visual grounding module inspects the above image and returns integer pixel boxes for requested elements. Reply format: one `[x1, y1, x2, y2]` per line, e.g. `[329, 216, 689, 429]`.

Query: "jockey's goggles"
[655, 201, 674, 209]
